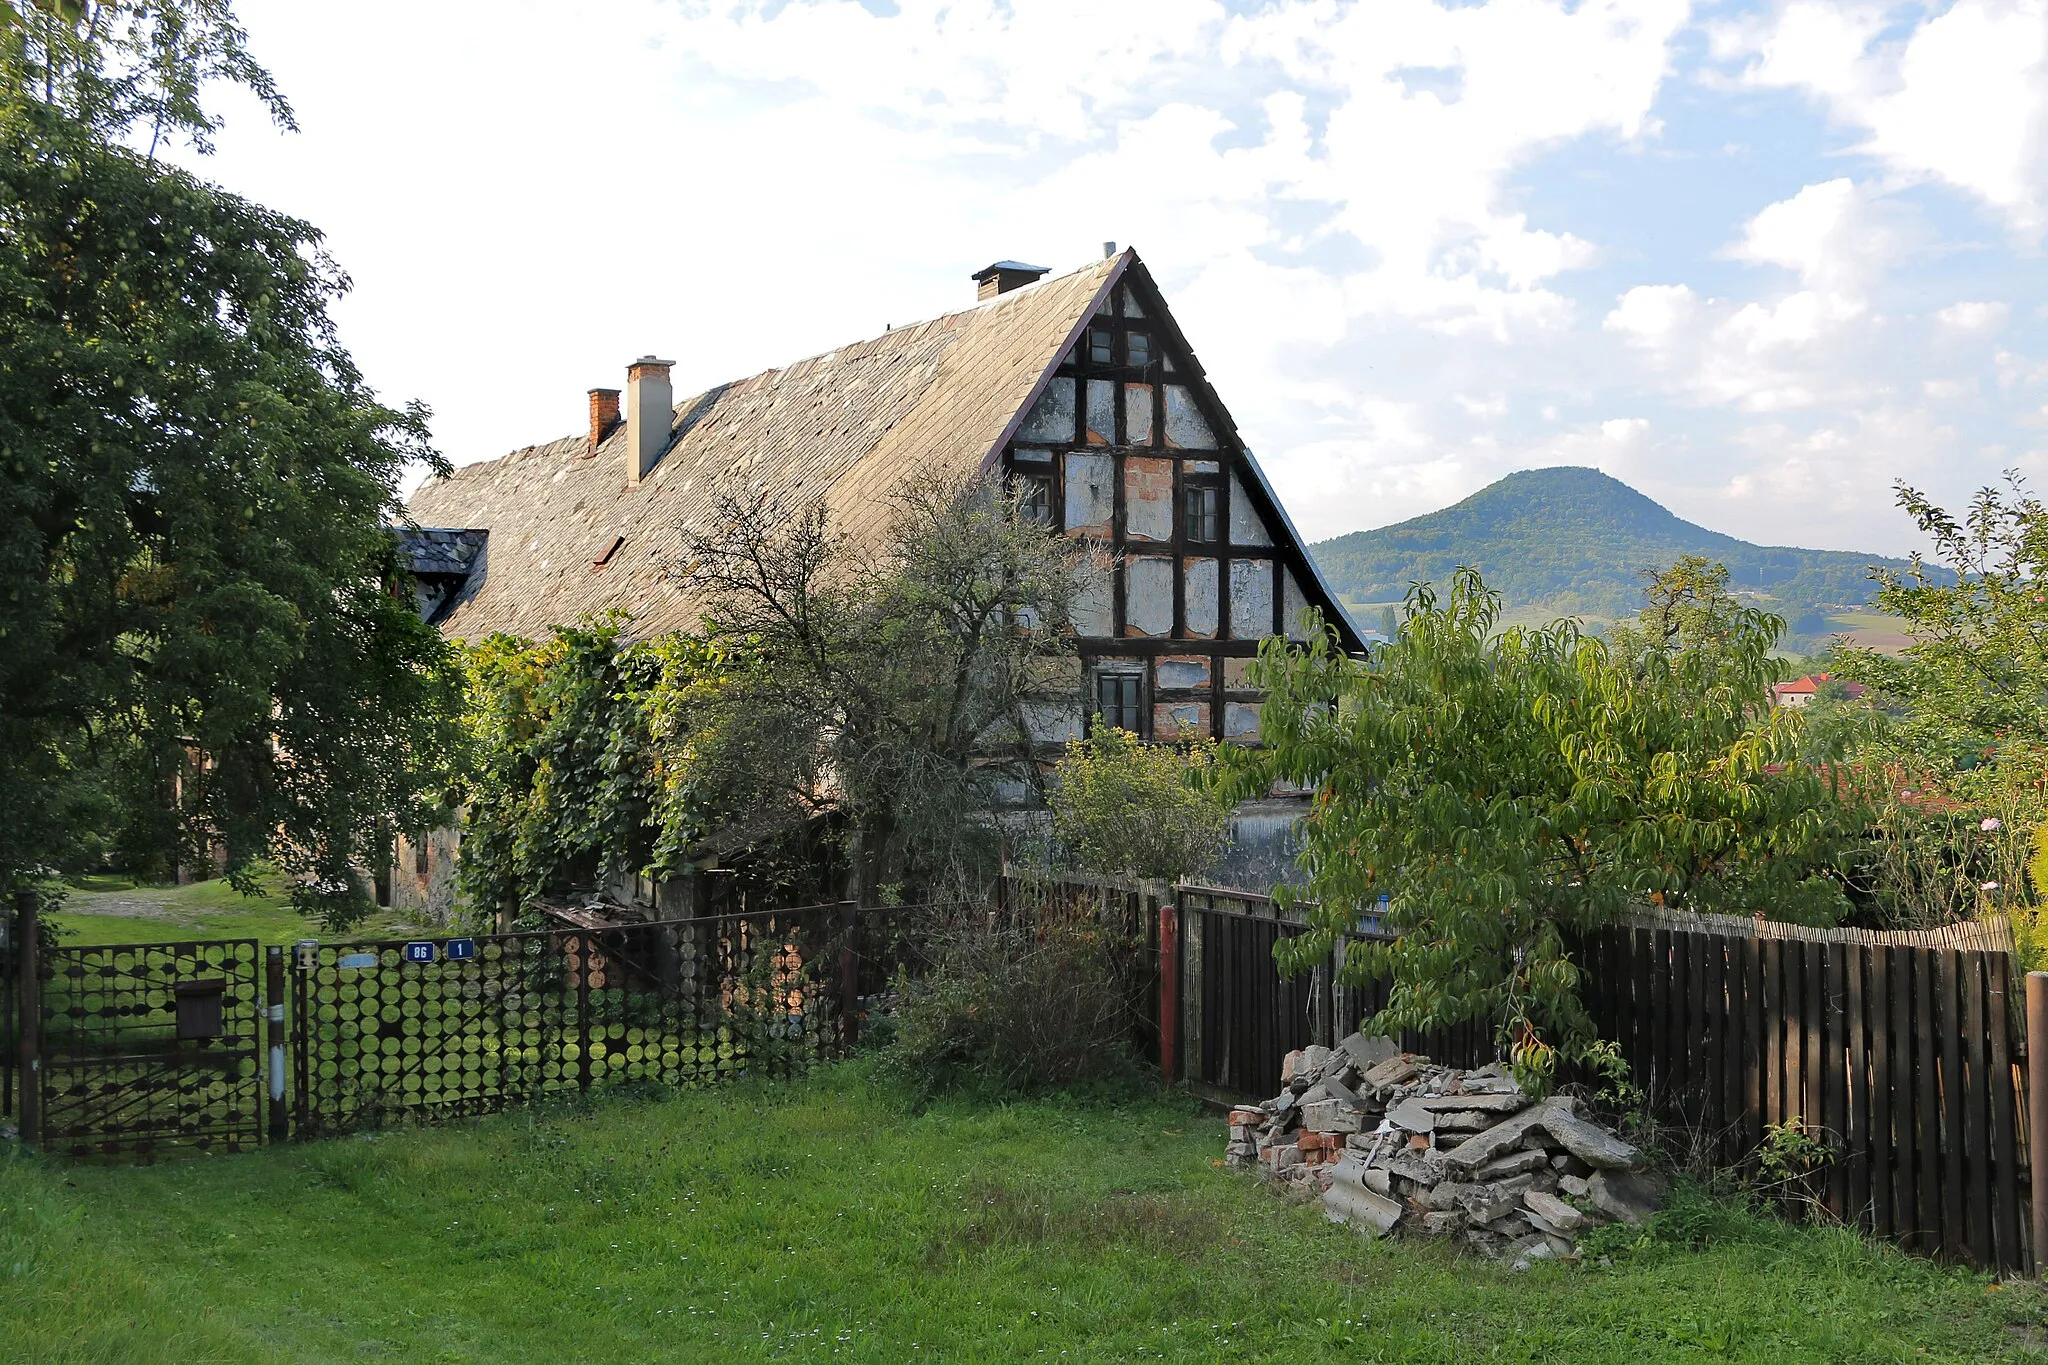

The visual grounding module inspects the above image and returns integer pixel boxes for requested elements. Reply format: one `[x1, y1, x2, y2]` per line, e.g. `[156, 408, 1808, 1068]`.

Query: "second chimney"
[624, 356, 674, 485]
[587, 388, 621, 452]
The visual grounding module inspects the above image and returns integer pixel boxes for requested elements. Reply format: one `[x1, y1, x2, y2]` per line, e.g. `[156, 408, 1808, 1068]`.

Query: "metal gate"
[290, 905, 849, 1137]
[35, 937, 265, 1158]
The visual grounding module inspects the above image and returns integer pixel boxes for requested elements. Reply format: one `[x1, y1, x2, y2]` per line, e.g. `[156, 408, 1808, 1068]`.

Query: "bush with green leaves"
[876, 906, 1146, 1098]
[1046, 726, 1231, 883]
[1226, 567, 1859, 1088]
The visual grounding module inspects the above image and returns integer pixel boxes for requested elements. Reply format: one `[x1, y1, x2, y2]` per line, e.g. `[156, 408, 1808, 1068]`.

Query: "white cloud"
[175, 0, 2041, 559]
[1723, 0, 2048, 238]
[1938, 301, 2011, 331]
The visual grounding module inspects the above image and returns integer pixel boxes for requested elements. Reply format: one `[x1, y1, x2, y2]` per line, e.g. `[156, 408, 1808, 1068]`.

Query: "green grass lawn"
[3, 1064, 2043, 1363]
[48, 873, 430, 947]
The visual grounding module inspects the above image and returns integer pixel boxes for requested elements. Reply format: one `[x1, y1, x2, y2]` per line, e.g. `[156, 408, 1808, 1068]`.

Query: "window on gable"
[1184, 483, 1220, 543]
[1127, 332, 1151, 367]
[1093, 669, 1146, 736]
[1015, 471, 1053, 525]
[1088, 327, 1114, 365]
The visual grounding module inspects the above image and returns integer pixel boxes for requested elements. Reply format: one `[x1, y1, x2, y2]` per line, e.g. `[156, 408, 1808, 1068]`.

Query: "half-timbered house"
[393, 247, 1359, 916]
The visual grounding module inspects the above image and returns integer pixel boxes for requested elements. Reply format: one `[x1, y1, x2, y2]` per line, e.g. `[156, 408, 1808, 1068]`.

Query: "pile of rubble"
[1226, 1035, 1667, 1267]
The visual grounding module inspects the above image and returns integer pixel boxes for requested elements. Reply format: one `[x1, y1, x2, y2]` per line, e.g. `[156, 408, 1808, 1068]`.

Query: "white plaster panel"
[1020, 377, 1075, 442]
[1230, 558, 1274, 640]
[1023, 700, 1084, 744]
[1163, 386, 1215, 449]
[1154, 701, 1209, 740]
[1073, 557, 1114, 637]
[1284, 568, 1310, 641]
[1063, 452, 1115, 536]
[1124, 456, 1173, 543]
[1229, 472, 1273, 547]
[1224, 702, 1262, 742]
[1125, 383, 1153, 446]
[1085, 379, 1115, 446]
[1125, 556, 1174, 637]
[1155, 656, 1210, 691]
[1183, 557, 1218, 638]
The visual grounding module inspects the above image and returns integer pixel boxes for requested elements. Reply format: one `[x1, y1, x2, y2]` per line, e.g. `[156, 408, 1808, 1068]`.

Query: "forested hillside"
[1310, 467, 1928, 642]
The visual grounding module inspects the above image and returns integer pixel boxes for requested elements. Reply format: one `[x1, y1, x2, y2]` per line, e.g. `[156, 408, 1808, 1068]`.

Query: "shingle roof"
[408, 255, 1123, 644]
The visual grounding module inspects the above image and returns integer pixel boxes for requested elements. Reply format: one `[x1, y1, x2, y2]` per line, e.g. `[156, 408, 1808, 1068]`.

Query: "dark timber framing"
[995, 254, 1361, 744]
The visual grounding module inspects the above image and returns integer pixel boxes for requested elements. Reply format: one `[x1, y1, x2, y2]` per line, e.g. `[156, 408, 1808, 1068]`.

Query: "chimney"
[587, 388, 621, 452]
[624, 356, 674, 485]
[1102, 241, 1117, 259]
[971, 260, 1050, 301]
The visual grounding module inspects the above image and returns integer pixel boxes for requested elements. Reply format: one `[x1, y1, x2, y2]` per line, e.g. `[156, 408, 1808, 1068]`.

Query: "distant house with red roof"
[1772, 672, 1865, 709]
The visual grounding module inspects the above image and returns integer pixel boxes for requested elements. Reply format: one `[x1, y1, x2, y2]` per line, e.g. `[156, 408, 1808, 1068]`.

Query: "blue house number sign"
[446, 938, 478, 961]
[402, 941, 437, 964]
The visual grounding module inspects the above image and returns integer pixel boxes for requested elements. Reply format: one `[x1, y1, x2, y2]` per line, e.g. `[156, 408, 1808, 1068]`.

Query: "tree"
[1604, 555, 1759, 671]
[1225, 567, 1857, 1086]
[678, 472, 1087, 902]
[0, 1, 463, 921]
[1047, 727, 1231, 882]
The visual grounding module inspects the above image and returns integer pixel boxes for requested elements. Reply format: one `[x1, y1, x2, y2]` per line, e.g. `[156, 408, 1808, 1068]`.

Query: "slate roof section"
[408, 255, 1122, 644]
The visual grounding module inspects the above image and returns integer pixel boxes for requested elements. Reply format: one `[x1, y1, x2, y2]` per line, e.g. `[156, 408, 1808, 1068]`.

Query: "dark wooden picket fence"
[1009, 871, 2039, 1276]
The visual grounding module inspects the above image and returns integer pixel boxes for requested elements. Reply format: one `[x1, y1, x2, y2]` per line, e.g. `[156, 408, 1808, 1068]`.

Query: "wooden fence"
[1006, 871, 2040, 1276]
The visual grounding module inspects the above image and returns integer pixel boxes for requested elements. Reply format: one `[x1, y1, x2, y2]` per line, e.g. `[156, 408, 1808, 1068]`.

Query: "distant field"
[50, 874, 431, 947]
[1823, 611, 1915, 654]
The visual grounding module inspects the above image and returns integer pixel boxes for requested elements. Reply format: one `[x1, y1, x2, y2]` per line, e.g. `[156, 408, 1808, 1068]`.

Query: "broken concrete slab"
[1361, 1054, 1423, 1090]
[1300, 1098, 1368, 1133]
[1338, 1031, 1401, 1071]
[1587, 1169, 1668, 1227]
[1415, 1091, 1530, 1114]
[1476, 1148, 1551, 1181]
[1539, 1108, 1643, 1170]
[1523, 1188, 1587, 1233]
[1439, 1100, 1568, 1170]
[1386, 1098, 1438, 1132]
[1323, 1176, 1403, 1237]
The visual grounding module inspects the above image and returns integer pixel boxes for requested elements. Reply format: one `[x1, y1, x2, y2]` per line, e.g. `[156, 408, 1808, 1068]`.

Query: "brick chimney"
[971, 260, 1050, 301]
[587, 388, 621, 452]
[624, 357, 674, 485]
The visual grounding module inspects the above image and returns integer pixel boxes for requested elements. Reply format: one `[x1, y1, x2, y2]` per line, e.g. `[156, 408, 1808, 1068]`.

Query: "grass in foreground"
[48, 873, 429, 947]
[2, 1064, 2043, 1363]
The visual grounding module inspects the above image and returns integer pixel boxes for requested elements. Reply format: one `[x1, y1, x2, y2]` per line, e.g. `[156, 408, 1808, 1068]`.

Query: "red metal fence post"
[265, 946, 288, 1143]
[2027, 970, 2048, 1276]
[15, 890, 39, 1150]
[1158, 896, 1180, 1087]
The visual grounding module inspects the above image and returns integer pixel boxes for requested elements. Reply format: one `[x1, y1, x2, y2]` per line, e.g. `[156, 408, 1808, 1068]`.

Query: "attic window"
[593, 535, 626, 570]
[1127, 332, 1151, 367]
[1088, 327, 1113, 365]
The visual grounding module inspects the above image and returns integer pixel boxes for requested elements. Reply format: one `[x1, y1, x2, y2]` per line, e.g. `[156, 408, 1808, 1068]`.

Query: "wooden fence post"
[265, 946, 288, 1144]
[2027, 971, 2048, 1276]
[15, 890, 39, 1150]
[1158, 897, 1179, 1086]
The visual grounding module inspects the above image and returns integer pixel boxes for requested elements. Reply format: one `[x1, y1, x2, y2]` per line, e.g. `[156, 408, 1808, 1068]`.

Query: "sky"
[183, 0, 2048, 556]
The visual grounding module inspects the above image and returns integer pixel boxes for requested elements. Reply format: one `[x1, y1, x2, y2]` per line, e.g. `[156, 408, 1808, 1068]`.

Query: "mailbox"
[174, 977, 226, 1040]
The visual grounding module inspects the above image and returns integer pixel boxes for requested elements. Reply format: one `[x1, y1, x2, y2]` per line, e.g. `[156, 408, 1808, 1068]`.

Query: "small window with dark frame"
[1088, 326, 1114, 365]
[1184, 483, 1220, 543]
[1127, 332, 1151, 367]
[1016, 471, 1053, 525]
[1093, 670, 1146, 735]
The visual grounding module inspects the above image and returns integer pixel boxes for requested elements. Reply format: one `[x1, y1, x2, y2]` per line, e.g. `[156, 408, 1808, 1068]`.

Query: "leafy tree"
[1605, 555, 1757, 670]
[678, 473, 1086, 902]
[1226, 567, 1856, 1087]
[0, 0, 462, 921]
[1835, 474, 2048, 770]
[1047, 727, 1230, 883]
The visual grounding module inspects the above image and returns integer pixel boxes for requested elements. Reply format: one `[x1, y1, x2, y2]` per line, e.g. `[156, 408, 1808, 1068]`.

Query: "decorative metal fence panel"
[36, 938, 264, 1158]
[291, 905, 848, 1136]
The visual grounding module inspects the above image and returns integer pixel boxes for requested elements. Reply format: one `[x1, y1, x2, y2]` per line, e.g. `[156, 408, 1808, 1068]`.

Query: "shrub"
[1047, 727, 1231, 882]
[877, 905, 1146, 1098]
